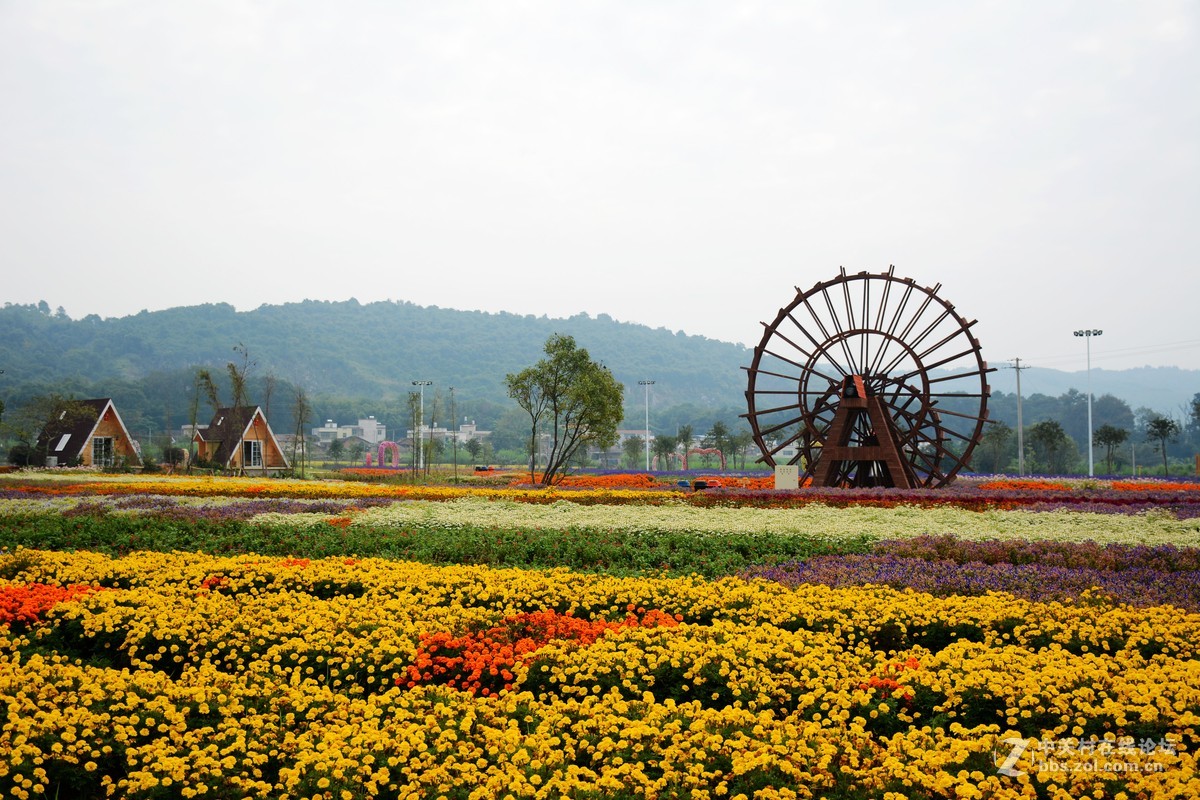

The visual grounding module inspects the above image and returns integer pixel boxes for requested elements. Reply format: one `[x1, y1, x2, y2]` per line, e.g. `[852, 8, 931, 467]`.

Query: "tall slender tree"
[652, 434, 677, 470]
[291, 385, 311, 478]
[506, 334, 624, 486]
[676, 425, 694, 467]
[1093, 424, 1128, 475]
[1145, 415, 1180, 477]
[705, 421, 731, 469]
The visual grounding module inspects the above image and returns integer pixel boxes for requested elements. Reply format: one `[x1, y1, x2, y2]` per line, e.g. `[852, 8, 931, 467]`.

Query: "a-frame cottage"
[35, 398, 141, 468]
[193, 406, 289, 474]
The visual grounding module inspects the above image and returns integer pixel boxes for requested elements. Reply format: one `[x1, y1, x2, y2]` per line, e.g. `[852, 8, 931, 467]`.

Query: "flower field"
[0, 473, 1198, 798]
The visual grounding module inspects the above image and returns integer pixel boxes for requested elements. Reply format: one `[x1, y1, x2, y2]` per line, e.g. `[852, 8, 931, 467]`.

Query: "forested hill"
[0, 299, 751, 413]
[2, 301, 1196, 446]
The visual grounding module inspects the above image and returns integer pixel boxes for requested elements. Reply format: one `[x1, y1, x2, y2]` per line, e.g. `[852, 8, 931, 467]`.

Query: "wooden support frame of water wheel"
[743, 266, 993, 488]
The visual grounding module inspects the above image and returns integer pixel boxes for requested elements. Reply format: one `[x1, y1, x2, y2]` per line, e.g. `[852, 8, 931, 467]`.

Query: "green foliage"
[1093, 424, 1128, 474]
[621, 435, 645, 468]
[652, 434, 677, 470]
[0, 513, 869, 578]
[1027, 419, 1073, 474]
[1145, 415, 1181, 476]
[977, 421, 1013, 474]
[506, 334, 625, 486]
[0, 300, 750, 440]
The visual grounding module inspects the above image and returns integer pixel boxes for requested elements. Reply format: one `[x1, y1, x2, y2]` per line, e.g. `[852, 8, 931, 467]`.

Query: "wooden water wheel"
[743, 266, 993, 488]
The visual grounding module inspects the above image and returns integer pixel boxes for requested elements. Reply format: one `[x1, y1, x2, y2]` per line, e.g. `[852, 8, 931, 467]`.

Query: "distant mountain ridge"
[0, 300, 1194, 430]
[0, 298, 750, 414]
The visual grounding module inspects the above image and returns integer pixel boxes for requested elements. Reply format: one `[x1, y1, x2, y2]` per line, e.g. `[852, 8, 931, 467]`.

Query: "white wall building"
[311, 416, 388, 445]
[405, 419, 492, 444]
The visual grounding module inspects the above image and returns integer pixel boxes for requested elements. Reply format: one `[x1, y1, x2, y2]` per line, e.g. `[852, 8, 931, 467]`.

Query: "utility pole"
[411, 380, 432, 471]
[638, 380, 655, 471]
[1006, 359, 1031, 476]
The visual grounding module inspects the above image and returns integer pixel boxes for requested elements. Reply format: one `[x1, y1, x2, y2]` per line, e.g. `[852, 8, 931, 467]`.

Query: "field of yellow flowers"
[1, 473, 1198, 799]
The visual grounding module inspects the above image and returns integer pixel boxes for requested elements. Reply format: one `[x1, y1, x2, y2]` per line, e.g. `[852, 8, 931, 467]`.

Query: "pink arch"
[682, 447, 726, 471]
[377, 441, 402, 468]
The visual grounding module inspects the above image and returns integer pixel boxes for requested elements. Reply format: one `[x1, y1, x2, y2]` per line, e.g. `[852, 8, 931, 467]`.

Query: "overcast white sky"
[2, 1, 1198, 371]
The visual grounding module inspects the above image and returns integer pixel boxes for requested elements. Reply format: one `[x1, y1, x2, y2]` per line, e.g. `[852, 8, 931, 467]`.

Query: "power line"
[1024, 338, 1200, 368]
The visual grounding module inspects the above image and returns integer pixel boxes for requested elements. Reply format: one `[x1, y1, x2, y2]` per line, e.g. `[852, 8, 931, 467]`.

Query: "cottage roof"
[35, 398, 125, 461]
[195, 406, 288, 469]
[195, 406, 259, 465]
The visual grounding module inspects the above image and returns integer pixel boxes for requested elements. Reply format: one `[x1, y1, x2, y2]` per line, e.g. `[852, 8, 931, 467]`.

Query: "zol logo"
[993, 736, 1031, 777]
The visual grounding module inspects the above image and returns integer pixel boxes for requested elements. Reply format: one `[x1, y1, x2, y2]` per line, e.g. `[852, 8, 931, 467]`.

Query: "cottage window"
[92, 437, 115, 467]
[243, 440, 263, 468]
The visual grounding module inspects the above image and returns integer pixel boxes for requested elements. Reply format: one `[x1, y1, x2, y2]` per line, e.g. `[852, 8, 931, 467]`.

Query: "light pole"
[449, 386, 458, 482]
[638, 380, 655, 471]
[1073, 330, 1102, 476]
[412, 380, 432, 471]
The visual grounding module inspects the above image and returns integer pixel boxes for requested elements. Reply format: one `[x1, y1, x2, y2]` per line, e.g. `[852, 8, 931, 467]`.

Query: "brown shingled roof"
[35, 398, 116, 461]
[196, 406, 261, 467]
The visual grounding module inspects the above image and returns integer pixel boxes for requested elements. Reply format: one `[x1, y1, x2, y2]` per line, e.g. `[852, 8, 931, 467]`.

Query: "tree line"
[975, 391, 1200, 476]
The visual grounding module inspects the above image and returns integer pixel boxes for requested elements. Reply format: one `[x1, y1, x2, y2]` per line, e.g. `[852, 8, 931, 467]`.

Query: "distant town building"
[311, 416, 388, 445]
[405, 419, 492, 444]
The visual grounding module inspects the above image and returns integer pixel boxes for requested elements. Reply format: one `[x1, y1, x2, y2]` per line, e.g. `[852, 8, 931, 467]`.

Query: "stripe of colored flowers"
[0, 551, 1196, 799]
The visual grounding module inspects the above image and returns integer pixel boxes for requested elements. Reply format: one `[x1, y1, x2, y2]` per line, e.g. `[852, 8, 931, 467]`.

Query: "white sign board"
[774, 464, 800, 490]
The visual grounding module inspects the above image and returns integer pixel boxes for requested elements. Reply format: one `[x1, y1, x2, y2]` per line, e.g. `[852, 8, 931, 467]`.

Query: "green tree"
[704, 421, 731, 469]
[1145, 415, 1181, 476]
[1028, 420, 1071, 474]
[505, 334, 625, 486]
[488, 408, 528, 455]
[345, 439, 366, 467]
[291, 385, 311, 478]
[464, 438, 483, 461]
[652, 434, 676, 470]
[196, 369, 221, 417]
[162, 443, 187, 470]
[3, 395, 88, 465]
[978, 421, 1013, 474]
[622, 435, 645, 469]
[186, 371, 211, 472]
[327, 438, 345, 466]
[676, 425, 694, 465]
[226, 343, 255, 475]
[729, 429, 754, 469]
[1093, 424, 1128, 475]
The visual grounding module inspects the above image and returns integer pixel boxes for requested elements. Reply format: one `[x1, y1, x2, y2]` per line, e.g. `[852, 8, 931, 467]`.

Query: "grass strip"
[0, 513, 872, 577]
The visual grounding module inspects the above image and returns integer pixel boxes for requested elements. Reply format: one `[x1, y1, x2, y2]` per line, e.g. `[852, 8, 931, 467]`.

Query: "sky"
[2, 1, 1198, 373]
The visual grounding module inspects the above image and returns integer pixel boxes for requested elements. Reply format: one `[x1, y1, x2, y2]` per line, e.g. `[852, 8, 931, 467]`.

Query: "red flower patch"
[859, 656, 920, 701]
[402, 608, 680, 696]
[0, 583, 103, 626]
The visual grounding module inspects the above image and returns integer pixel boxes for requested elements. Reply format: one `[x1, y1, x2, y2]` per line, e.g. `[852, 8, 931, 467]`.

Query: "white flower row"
[252, 497, 1200, 546]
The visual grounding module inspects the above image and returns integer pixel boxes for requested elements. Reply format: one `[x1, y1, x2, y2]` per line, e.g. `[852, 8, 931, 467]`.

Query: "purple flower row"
[744, 555, 1200, 611]
[876, 534, 1200, 572]
[57, 495, 395, 522]
[743, 535, 1200, 610]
